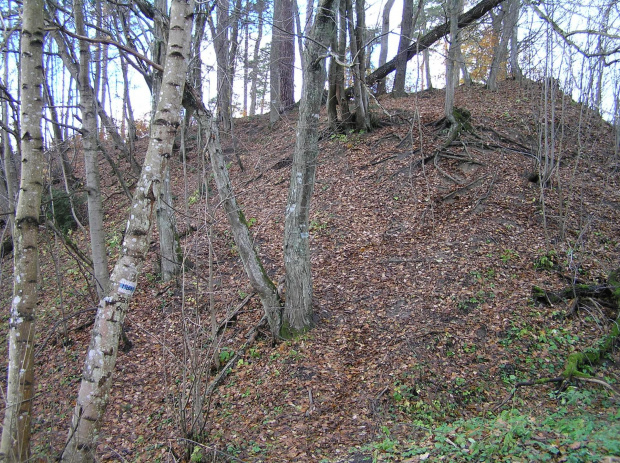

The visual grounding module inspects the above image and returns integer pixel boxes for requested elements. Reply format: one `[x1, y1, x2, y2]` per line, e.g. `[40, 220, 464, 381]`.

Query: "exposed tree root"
[494, 269, 620, 411]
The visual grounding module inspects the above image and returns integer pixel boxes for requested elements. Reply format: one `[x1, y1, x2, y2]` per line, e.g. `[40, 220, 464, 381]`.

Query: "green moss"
[279, 319, 311, 340]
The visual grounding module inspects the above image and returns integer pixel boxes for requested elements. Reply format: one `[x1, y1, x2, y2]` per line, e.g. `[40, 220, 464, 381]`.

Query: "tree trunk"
[151, 0, 181, 282]
[249, 0, 265, 116]
[195, 108, 283, 337]
[283, 0, 337, 337]
[393, 0, 415, 96]
[75, 0, 110, 299]
[508, 0, 521, 80]
[270, 0, 295, 123]
[444, 0, 460, 121]
[377, 0, 396, 95]
[61, 1, 194, 460]
[0, 0, 45, 459]
[213, 0, 232, 129]
[346, 0, 371, 131]
[157, 165, 180, 281]
[487, 0, 516, 91]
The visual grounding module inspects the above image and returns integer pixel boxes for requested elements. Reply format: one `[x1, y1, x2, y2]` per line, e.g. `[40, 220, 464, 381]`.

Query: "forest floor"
[1, 79, 619, 462]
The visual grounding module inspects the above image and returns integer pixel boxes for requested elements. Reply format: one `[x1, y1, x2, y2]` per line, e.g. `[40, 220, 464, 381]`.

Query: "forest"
[0, 0, 619, 461]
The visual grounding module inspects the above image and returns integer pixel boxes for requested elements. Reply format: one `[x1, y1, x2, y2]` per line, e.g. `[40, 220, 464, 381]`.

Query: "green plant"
[219, 347, 234, 364]
[188, 189, 201, 206]
[534, 250, 557, 270]
[190, 446, 203, 462]
[247, 217, 257, 228]
[501, 248, 519, 263]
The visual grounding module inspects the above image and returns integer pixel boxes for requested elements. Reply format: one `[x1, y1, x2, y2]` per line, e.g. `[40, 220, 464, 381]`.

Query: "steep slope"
[1, 79, 618, 461]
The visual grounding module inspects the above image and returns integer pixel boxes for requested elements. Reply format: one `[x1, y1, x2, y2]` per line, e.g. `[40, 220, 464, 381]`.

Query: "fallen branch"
[441, 176, 487, 202]
[205, 316, 267, 397]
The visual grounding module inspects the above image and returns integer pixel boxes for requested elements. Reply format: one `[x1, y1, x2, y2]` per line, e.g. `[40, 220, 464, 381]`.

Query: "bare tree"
[487, 0, 519, 90]
[74, 0, 110, 298]
[0, 0, 45, 458]
[61, 1, 194, 460]
[445, 0, 459, 121]
[393, 0, 424, 96]
[377, 0, 396, 95]
[283, 0, 337, 336]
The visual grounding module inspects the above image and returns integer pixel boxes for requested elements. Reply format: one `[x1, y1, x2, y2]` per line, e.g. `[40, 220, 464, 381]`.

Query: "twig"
[216, 292, 255, 335]
[35, 307, 98, 357]
[574, 376, 620, 396]
[441, 176, 487, 202]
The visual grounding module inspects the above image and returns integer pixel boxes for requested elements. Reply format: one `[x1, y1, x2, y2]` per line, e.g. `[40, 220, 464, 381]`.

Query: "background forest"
[0, 0, 619, 461]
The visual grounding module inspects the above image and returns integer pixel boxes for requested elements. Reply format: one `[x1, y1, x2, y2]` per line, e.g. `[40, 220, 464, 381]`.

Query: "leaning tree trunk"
[194, 107, 283, 337]
[61, 1, 194, 460]
[75, 0, 110, 298]
[0, 0, 45, 459]
[151, 0, 181, 282]
[282, 0, 337, 337]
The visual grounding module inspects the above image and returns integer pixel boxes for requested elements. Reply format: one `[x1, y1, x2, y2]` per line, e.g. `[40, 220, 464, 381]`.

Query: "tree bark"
[346, 0, 371, 131]
[445, 0, 459, 121]
[61, 1, 194, 460]
[0, 0, 45, 459]
[376, 0, 396, 95]
[270, 0, 296, 123]
[283, 0, 336, 336]
[75, 0, 111, 299]
[487, 0, 517, 90]
[393, 0, 415, 96]
[151, 0, 181, 282]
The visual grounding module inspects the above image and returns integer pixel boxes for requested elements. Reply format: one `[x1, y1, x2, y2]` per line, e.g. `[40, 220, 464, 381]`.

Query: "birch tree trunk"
[0, 0, 45, 459]
[75, 0, 110, 298]
[61, 1, 194, 460]
[151, 0, 181, 282]
[282, 0, 336, 337]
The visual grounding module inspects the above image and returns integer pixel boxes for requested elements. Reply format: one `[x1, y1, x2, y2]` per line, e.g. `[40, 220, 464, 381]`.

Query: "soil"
[1, 79, 619, 462]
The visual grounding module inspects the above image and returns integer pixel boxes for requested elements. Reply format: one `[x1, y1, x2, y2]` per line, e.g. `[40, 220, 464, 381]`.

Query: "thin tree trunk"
[243, 13, 249, 116]
[249, 0, 264, 116]
[270, 0, 282, 124]
[280, 0, 295, 109]
[75, 0, 110, 299]
[195, 109, 283, 336]
[487, 0, 514, 90]
[346, 0, 370, 131]
[444, 0, 459, 121]
[61, 1, 194, 460]
[377, 0, 396, 95]
[0, 0, 45, 458]
[508, 0, 521, 80]
[282, 0, 337, 336]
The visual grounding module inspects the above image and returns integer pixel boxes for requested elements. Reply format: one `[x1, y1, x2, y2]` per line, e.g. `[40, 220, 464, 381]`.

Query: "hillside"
[1, 79, 619, 462]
